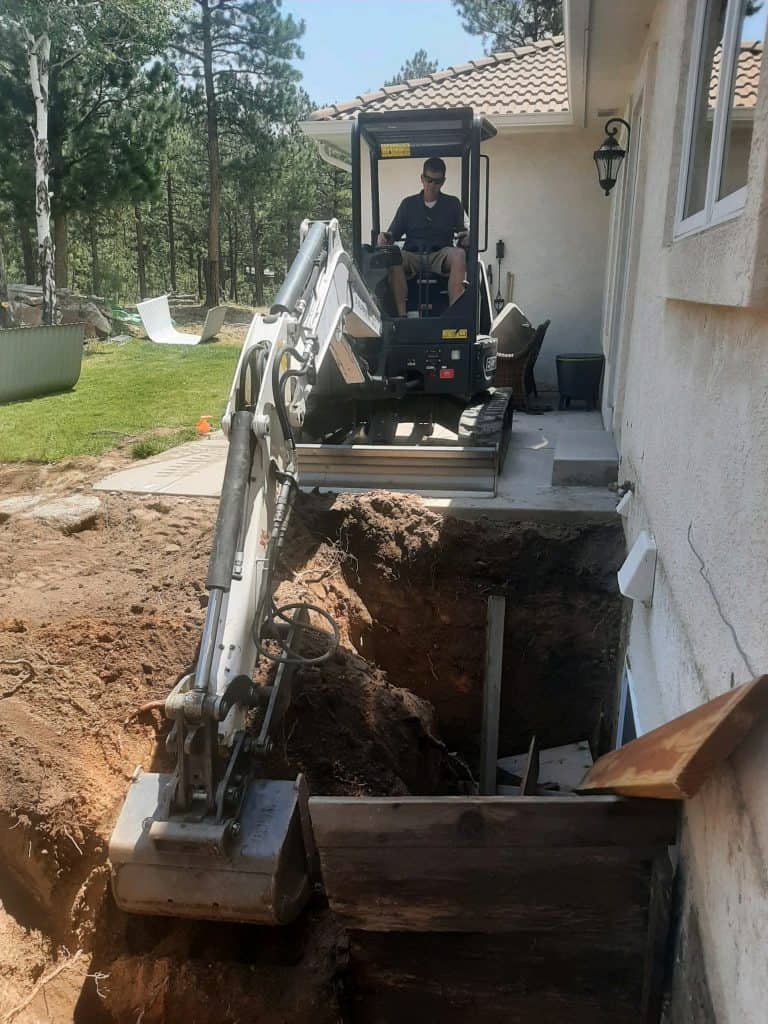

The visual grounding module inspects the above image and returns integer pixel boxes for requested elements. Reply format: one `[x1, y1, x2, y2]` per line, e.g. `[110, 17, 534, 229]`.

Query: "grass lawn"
[0, 338, 241, 463]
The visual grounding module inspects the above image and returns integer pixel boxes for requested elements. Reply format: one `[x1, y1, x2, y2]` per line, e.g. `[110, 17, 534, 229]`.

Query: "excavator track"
[457, 388, 514, 452]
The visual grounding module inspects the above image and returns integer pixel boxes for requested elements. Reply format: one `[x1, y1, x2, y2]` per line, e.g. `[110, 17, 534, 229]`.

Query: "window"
[616, 660, 639, 747]
[676, 0, 765, 236]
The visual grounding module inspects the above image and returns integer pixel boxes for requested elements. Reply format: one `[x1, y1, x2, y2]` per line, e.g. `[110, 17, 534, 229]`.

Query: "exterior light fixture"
[494, 239, 505, 314]
[593, 118, 631, 196]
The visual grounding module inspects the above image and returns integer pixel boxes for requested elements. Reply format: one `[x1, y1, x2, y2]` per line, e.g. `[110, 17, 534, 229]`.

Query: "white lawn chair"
[137, 295, 227, 346]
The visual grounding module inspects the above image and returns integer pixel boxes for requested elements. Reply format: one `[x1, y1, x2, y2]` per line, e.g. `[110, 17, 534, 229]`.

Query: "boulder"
[6, 284, 112, 337]
[0, 495, 43, 523]
[31, 495, 102, 534]
[61, 300, 111, 338]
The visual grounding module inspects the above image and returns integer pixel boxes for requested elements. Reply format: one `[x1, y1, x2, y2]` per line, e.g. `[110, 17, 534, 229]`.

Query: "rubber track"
[457, 389, 514, 463]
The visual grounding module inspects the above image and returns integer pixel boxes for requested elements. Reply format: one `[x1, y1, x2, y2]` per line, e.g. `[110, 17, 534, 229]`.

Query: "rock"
[60, 300, 111, 339]
[6, 283, 112, 336]
[31, 496, 102, 534]
[17, 302, 43, 327]
[0, 495, 43, 522]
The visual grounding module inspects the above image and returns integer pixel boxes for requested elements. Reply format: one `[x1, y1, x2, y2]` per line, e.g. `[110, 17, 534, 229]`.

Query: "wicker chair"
[497, 319, 550, 411]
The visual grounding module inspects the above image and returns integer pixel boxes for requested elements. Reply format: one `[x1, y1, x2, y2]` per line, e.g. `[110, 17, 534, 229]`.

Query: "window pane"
[719, 2, 765, 200]
[684, 0, 728, 219]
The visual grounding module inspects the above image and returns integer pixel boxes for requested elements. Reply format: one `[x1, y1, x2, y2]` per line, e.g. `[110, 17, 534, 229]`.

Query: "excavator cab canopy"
[352, 108, 497, 325]
[350, 109, 499, 402]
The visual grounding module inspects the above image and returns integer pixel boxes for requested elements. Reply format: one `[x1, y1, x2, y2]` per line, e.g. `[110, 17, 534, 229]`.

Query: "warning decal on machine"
[380, 143, 411, 158]
[441, 328, 468, 339]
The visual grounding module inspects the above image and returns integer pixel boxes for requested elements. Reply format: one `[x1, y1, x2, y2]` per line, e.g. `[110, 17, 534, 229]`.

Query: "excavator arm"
[109, 219, 383, 924]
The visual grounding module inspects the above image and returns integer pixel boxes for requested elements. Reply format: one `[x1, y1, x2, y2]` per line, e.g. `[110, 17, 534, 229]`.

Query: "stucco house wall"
[367, 128, 610, 388]
[602, 1, 768, 1020]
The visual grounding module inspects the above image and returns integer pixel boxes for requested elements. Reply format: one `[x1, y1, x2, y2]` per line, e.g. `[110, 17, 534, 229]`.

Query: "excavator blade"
[297, 443, 499, 497]
[109, 771, 312, 924]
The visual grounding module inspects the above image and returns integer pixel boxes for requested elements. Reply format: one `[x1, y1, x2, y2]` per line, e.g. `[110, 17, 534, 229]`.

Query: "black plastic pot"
[556, 353, 605, 411]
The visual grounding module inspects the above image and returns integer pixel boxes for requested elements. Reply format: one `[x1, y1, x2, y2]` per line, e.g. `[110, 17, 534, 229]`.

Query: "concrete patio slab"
[94, 403, 618, 523]
[552, 428, 619, 486]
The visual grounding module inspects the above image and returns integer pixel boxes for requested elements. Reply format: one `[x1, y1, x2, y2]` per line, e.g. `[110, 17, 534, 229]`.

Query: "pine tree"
[452, 0, 562, 53]
[385, 49, 439, 86]
[172, 0, 304, 308]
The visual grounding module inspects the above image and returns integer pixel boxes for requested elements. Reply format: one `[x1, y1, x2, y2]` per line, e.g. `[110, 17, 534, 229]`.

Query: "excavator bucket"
[109, 772, 314, 924]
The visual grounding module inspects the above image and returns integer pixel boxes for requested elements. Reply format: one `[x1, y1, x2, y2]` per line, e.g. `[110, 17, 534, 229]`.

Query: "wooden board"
[580, 675, 768, 799]
[519, 734, 539, 795]
[349, 930, 646, 1023]
[480, 595, 505, 795]
[309, 795, 677, 932]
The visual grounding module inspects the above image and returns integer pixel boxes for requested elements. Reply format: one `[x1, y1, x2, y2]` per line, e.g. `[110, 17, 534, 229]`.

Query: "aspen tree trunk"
[25, 29, 56, 325]
[166, 173, 178, 293]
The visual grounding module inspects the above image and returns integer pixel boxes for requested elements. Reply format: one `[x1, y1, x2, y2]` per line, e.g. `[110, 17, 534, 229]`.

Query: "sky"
[283, 0, 486, 108]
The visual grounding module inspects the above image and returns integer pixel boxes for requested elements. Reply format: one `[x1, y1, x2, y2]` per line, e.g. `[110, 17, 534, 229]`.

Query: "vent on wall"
[617, 530, 657, 605]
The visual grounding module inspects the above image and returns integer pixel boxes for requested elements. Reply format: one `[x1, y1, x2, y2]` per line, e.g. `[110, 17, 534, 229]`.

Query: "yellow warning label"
[441, 329, 468, 339]
[380, 143, 411, 158]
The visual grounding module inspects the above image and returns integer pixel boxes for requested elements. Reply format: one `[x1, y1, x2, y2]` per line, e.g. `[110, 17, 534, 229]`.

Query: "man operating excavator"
[377, 156, 469, 316]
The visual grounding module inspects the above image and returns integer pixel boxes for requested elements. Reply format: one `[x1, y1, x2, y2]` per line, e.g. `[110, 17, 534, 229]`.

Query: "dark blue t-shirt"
[387, 191, 465, 252]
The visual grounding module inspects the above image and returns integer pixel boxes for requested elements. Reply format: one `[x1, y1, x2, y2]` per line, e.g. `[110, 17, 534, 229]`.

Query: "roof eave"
[300, 109, 577, 164]
[564, 0, 589, 129]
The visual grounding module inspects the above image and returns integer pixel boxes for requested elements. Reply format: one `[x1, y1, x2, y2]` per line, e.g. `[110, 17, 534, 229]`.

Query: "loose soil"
[0, 453, 624, 1023]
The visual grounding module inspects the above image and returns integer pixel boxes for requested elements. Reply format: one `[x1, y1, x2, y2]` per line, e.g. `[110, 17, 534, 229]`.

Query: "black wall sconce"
[494, 239, 505, 314]
[593, 118, 631, 196]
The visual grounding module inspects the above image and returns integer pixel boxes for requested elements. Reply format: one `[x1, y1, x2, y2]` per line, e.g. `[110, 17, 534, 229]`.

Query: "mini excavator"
[109, 108, 512, 924]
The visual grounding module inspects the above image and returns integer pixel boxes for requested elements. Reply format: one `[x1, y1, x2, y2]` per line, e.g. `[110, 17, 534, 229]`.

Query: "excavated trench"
[0, 490, 625, 1023]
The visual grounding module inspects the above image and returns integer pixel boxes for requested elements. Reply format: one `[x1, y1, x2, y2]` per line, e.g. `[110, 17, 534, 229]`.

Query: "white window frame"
[675, 0, 756, 238]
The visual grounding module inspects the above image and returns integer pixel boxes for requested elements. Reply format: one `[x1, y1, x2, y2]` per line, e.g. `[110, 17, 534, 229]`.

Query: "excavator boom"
[109, 219, 381, 923]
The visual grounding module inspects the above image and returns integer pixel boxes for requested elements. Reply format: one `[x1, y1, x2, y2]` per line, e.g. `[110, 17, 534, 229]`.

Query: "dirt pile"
[0, 478, 462, 1022]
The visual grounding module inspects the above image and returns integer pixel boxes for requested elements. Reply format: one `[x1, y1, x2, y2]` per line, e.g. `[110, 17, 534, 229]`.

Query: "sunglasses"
[422, 174, 445, 185]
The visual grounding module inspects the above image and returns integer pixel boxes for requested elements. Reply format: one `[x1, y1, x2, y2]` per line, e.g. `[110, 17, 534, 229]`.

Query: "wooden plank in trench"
[309, 795, 678, 933]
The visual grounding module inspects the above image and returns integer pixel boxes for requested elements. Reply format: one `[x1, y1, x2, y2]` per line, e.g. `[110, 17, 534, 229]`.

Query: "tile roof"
[709, 41, 763, 109]
[310, 36, 568, 121]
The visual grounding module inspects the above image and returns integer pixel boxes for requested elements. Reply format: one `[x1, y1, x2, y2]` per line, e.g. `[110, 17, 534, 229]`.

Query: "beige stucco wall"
[366, 129, 611, 387]
[603, 1, 768, 1020]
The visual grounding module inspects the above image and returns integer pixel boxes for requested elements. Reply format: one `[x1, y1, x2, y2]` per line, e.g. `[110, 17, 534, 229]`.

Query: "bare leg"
[446, 248, 466, 305]
[389, 265, 408, 316]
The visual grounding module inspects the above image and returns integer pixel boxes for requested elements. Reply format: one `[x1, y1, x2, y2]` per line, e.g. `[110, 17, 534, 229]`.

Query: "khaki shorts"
[401, 247, 454, 277]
